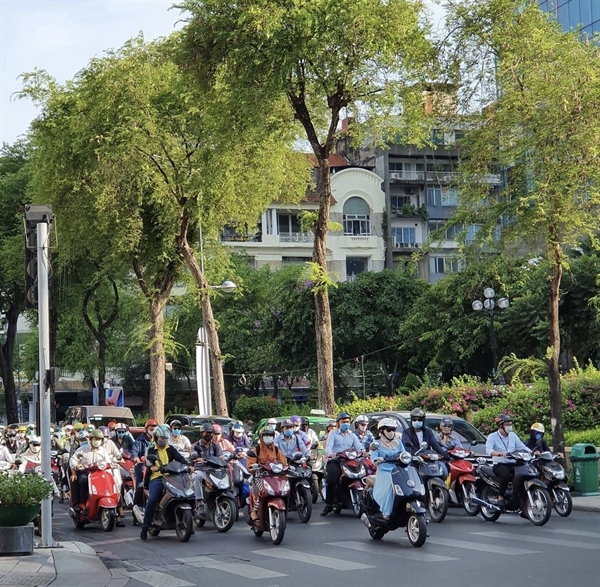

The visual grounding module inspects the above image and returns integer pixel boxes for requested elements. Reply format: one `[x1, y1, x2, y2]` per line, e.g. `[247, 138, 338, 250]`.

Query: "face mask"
[358, 423, 367, 430]
[91, 439, 102, 448]
[202, 434, 212, 442]
[233, 431, 242, 438]
[262, 436, 274, 445]
[266, 425, 275, 431]
[412, 421, 423, 429]
[18, 432, 25, 438]
[30, 444, 41, 454]
[504, 426, 513, 433]
[117, 432, 126, 437]
[340, 423, 350, 432]
[283, 429, 293, 438]
[172, 429, 181, 436]
[294, 425, 300, 432]
[535, 432, 543, 441]
[383, 430, 395, 441]
[156, 438, 168, 448]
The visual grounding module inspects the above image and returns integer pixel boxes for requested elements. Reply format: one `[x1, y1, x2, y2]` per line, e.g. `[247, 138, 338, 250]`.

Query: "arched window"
[343, 197, 370, 236]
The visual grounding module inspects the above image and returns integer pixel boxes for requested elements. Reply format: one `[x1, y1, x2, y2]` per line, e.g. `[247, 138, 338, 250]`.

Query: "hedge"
[564, 427, 600, 447]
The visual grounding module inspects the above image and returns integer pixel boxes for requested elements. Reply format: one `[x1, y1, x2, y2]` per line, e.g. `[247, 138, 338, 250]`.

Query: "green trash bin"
[570, 443, 600, 496]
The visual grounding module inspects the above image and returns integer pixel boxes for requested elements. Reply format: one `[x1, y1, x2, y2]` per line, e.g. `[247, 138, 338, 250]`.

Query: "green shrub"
[233, 395, 284, 423]
[564, 428, 600, 447]
[335, 393, 397, 419]
[0, 473, 54, 507]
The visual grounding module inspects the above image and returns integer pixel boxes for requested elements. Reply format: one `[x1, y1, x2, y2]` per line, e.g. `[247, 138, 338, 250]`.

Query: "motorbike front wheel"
[213, 497, 237, 533]
[406, 514, 427, 547]
[462, 482, 481, 517]
[479, 486, 502, 522]
[553, 487, 573, 517]
[368, 525, 385, 540]
[175, 509, 193, 542]
[311, 477, 320, 504]
[351, 489, 363, 518]
[428, 483, 448, 523]
[296, 486, 312, 523]
[269, 507, 286, 545]
[525, 487, 552, 526]
[100, 508, 116, 532]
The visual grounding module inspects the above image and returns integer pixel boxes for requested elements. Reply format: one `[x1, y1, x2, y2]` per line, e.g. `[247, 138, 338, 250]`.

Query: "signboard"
[92, 386, 124, 407]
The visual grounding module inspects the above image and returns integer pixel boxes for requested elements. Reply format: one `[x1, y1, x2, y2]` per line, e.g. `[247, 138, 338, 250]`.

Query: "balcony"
[279, 232, 314, 243]
[389, 170, 426, 183]
[339, 234, 380, 249]
[392, 240, 421, 251]
[221, 234, 262, 243]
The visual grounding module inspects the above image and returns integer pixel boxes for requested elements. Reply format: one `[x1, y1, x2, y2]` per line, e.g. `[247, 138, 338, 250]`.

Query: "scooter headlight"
[209, 474, 230, 489]
[270, 463, 283, 474]
[263, 480, 275, 495]
[429, 454, 439, 461]
[346, 451, 357, 460]
[97, 460, 107, 470]
[550, 469, 565, 480]
[394, 484, 404, 496]
[282, 480, 290, 496]
[400, 451, 412, 465]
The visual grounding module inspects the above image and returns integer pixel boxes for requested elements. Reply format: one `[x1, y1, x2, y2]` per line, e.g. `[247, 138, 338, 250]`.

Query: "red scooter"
[446, 447, 481, 516]
[247, 460, 290, 545]
[69, 460, 119, 531]
[330, 450, 367, 518]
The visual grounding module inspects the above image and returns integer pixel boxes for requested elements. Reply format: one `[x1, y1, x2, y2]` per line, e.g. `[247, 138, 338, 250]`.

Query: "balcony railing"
[279, 232, 314, 243]
[222, 234, 262, 242]
[392, 240, 420, 250]
[389, 171, 426, 182]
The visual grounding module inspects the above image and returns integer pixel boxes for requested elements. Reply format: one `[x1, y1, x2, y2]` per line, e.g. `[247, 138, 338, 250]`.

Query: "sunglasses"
[412, 417, 424, 422]
[381, 427, 396, 433]
[211, 432, 221, 435]
[172, 428, 181, 431]
[147, 427, 157, 431]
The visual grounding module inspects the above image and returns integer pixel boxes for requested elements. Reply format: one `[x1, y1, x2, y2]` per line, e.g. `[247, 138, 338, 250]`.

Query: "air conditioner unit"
[405, 187, 414, 195]
[390, 172, 402, 180]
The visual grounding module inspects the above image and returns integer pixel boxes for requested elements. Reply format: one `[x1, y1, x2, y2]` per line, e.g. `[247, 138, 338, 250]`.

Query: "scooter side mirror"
[246, 450, 257, 458]
[311, 441, 319, 450]
[420, 442, 428, 449]
[147, 455, 158, 464]
[369, 441, 380, 451]
[471, 440, 478, 446]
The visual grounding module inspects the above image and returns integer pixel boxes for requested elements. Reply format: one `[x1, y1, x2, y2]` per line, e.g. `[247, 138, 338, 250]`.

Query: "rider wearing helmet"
[401, 408, 446, 457]
[322, 412, 364, 516]
[353, 415, 375, 451]
[211, 424, 235, 453]
[300, 417, 319, 446]
[4, 424, 19, 454]
[525, 423, 552, 453]
[169, 420, 192, 454]
[191, 423, 223, 517]
[131, 419, 159, 525]
[370, 418, 406, 519]
[485, 414, 533, 506]
[247, 427, 288, 522]
[113, 423, 134, 453]
[437, 417, 462, 450]
[17, 435, 42, 472]
[290, 415, 310, 448]
[276, 419, 309, 459]
[264, 418, 280, 437]
[140, 424, 189, 541]
[227, 422, 251, 451]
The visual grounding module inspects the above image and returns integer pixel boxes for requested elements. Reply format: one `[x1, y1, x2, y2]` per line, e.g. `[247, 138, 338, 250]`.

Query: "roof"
[306, 153, 350, 168]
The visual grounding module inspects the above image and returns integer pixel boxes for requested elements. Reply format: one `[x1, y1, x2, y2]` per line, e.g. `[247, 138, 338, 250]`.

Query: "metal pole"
[37, 220, 56, 547]
[487, 311, 499, 378]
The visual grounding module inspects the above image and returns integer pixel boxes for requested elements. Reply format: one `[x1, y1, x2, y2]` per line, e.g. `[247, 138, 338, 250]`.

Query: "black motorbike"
[534, 451, 572, 517]
[193, 454, 238, 532]
[287, 452, 313, 523]
[360, 444, 428, 547]
[474, 451, 552, 526]
[143, 459, 195, 542]
[413, 444, 449, 523]
[309, 442, 325, 504]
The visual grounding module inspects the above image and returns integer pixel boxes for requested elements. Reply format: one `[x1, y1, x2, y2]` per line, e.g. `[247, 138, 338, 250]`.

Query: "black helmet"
[410, 408, 425, 420]
[440, 417, 453, 428]
[200, 423, 214, 433]
[495, 414, 512, 426]
[170, 420, 182, 429]
[280, 419, 294, 428]
[259, 427, 275, 437]
[336, 412, 351, 421]
[300, 417, 309, 425]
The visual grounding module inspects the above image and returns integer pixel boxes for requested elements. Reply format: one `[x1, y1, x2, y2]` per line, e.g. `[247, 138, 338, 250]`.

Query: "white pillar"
[196, 327, 212, 415]
[271, 209, 278, 235]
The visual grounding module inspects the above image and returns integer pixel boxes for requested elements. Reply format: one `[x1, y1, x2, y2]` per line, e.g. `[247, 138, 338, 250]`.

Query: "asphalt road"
[51, 502, 600, 587]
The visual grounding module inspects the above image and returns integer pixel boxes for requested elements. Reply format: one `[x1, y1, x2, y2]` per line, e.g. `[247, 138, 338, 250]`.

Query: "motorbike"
[138, 458, 195, 542]
[473, 451, 552, 526]
[360, 443, 428, 547]
[247, 459, 290, 545]
[413, 444, 449, 523]
[21, 455, 56, 535]
[119, 451, 135, 509]
[50, 450, 67, 503]
[193, 454, 238, 532]
[446, 447, 481, 516]
[330, 449, 367, 518]
[309, 442, 325, 504]
[286, 452, 313, 522]
[68, 459, 119, 531]
[534, 451, 572, 517]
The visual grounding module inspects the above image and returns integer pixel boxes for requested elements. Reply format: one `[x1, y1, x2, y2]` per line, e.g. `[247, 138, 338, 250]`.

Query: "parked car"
[352, 411, 488, 456]
[62, 406, 136, 428]
[165, 414, 236, 434]
[255, 416, 331, 441]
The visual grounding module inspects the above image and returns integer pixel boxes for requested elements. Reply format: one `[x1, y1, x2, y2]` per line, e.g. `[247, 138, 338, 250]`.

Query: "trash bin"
[570, 443, 600, 496]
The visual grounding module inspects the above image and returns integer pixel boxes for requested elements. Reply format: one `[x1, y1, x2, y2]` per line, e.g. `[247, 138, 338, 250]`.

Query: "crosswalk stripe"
[472, 531, 600, 550]
[253, 547, 374, 570]
[86, 537, 139, 546]
[427, 537, 540, 556]
[126, 570, 195, 587]
[327, 540, 457, 563]
[176, 556, 286, 579]
[541, 528, 600, 539]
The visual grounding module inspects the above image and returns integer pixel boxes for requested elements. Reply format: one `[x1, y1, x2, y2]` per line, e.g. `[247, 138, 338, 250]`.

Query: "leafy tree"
[0, 142, 32, 423]
[177, 0, 437, 415]
[446, 0, 600, 452]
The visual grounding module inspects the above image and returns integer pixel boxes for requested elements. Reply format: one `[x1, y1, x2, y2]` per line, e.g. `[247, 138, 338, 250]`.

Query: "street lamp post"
[472, 287, 509, 381]
[195, 280, 236, 415]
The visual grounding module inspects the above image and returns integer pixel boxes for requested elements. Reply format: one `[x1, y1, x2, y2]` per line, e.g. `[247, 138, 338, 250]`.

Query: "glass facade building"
[538, 0, 600, 36]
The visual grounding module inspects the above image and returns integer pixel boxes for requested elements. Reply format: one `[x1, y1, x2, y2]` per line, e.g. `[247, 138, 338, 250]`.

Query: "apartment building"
[539, 0, 600, 36]
[221, 154, 386, 282]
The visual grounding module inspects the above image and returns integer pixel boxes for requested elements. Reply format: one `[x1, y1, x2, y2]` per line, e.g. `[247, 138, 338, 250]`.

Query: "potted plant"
[0, 468, 54, 526]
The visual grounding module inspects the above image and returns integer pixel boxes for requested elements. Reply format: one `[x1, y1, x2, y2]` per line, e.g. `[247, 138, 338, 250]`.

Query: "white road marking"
[472, 531, 600, 550]
[327, 540, 457, 563]
[253, 547, 374, 570]
[427, 537, 540, 556]
[308, 521, 330, 525]
[86, 537, 139, 546]
[177, 556, 286, 579]
[126, 570, 195, 587]
[540, 528, 600, 539]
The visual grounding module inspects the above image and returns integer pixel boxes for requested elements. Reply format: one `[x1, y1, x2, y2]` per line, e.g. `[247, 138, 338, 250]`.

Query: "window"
[431, 129, 444, 145]
[391, 195, 411, 209]
[343, 197, 370, 236]
[429, 256, 462, 274]
[427, 186, 458, 206]
[278, 213, 300, 236]
[282, 256, 311, 264]
[445, 224, 462, 240]
[392, 227, 416, 246]
[428, 220, 445, 234]
[346, 257, 368, 280]
[465, 224, 481, 244]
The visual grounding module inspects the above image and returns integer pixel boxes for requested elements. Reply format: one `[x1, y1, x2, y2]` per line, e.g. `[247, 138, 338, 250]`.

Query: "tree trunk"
[313, 158, 336, 416]
[0, 301, 19, 424]
[98, 338, 106, 405]
[148, 299, 167, 422]
[547, 241, 564, 455]
[177, 229, 228, 416]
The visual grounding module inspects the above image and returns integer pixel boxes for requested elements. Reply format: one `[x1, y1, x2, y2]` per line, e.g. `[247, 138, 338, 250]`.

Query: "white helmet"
[355, 415, 369, 424]
[29, 436, 42, 453]
[377, 418, 398, 430]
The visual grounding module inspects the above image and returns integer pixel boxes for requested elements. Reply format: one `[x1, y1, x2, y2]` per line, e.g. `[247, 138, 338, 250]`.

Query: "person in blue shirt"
[370, 418, 406, 519]
[485, 414, 536, 506]
[353, 415, 375, 450]
[275, 419, 310, 459]
[321, 412, 364, 516]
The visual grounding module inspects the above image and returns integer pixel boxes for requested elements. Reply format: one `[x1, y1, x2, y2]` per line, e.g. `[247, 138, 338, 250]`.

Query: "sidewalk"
[0, 541, 127, 587]
[572, 494, 600, 512]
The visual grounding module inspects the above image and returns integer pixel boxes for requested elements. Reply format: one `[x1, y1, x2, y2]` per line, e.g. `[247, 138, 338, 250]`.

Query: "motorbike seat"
[479, 465, 496, 478]
[364, 475, 376, 488]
